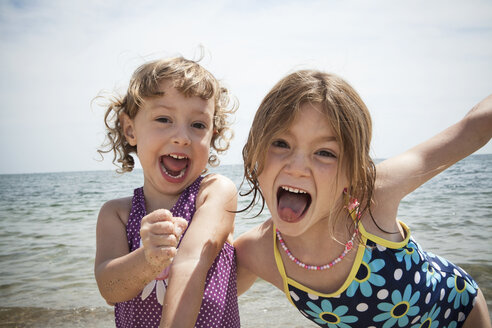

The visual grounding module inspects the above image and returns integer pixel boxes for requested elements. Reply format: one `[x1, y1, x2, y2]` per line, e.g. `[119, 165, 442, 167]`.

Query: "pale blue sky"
[1, 0, 491, 174]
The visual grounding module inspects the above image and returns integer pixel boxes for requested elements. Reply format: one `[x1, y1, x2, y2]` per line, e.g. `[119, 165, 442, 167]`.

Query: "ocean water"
[0, 154, 491, 327]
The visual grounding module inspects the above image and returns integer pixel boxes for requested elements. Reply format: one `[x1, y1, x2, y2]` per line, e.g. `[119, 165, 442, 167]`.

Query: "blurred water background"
[0, 154, 490, 327]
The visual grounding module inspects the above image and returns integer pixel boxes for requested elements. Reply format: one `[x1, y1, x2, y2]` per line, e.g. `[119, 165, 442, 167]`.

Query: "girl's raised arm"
[375, 94, 492, 214]
[159, 174, 237, 328]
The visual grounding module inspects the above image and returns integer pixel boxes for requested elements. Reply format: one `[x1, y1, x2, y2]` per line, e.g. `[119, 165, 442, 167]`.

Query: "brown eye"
[192, 122, 206, 129]
[272, 140, 289, 148]
[156, 117, 171, 123]
[316, 150, 336, 158]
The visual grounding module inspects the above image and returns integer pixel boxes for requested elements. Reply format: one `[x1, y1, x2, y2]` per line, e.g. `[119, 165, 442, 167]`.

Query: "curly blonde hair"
[98, 57, 236, 173]
[242, 70, 376, 226]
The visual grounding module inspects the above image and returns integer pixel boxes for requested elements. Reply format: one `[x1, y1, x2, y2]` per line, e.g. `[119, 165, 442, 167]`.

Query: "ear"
[120, 112, 137, 146]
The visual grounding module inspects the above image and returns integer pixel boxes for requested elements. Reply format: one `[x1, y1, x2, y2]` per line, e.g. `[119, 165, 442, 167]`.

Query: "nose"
[284, 151, 309, 177]
[171, 125, 191, 146]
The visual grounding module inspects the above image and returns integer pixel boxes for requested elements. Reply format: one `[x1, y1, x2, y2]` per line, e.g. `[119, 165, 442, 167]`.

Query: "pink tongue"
[278, 192, 308, 222]
[162, 156, 188, 172]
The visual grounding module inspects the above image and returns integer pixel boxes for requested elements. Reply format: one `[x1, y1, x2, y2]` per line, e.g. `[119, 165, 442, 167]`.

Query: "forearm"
[377, 94, 492, 200]
[415, 95, 492, 175]
[95, 247, 165, 304]
[159, 174, 237, 327]
[159, 257, 212, 328]
[462, 94, 492, 151]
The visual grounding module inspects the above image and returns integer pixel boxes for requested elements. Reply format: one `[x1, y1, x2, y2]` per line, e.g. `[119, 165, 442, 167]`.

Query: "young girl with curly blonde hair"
[95, 57, 240, 328]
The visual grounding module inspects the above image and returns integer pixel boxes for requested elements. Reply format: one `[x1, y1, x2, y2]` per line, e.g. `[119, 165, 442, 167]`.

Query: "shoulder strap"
[272, 224, 297, 305]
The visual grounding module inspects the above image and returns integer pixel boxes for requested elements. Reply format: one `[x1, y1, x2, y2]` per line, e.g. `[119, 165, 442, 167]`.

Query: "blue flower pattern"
[304, 300, 358, 327]
[446, 274, 477, 309]
[394, 240, 421, 270]
[373, 284, 420, 327]
[288, 235, 478, 328]
[422, 261, 441, 291]
[346, 248, 386, 297]
[443, 322, 458, 328]
[426, 251, 449, 267]
[410, 303, 440, 328]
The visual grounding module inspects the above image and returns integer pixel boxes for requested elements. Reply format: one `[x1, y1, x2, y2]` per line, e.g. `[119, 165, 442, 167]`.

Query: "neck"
[142, 184, 180, 213]
[279, 215, 356, 265]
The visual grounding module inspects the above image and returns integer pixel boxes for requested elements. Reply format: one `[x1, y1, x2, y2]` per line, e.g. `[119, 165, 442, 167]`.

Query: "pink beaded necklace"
[276, 194, 361, 271]
[276, 226, 358, 270]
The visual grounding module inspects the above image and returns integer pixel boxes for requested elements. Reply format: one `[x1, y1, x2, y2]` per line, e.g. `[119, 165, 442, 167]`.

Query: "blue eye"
[272, 140, 289, 148]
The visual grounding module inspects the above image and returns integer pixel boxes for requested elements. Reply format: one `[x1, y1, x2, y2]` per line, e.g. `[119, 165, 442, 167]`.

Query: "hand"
[140, 209, 188, 269]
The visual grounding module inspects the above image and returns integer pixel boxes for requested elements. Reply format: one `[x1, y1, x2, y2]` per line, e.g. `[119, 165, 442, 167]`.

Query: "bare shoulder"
[197, 173, 237, 208]
[200, 173, 236, 194]
[463, 289, 492, 328]
[95, 196, 134, 269]
[98, 196, 133, 226]
[235, 220, 271, 253]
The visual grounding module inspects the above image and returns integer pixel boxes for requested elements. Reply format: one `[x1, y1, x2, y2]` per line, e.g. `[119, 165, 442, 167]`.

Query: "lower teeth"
[168, 170, 184, 178]
[162, 164, 185, 179]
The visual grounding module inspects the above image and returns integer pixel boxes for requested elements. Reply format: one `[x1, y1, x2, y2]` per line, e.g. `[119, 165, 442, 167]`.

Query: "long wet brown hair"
[241, 70, 376, 233]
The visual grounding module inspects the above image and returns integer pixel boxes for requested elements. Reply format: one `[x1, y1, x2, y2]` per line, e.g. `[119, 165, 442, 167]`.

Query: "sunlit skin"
[96, 76, 238, 328]
[236, 94, 492, 327]
[252, 103, 358, 294]
[120, 80, 215, 211]
[258, 103, 348, 239]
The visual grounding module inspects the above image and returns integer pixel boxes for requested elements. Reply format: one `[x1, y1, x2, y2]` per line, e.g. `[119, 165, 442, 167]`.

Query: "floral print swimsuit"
[274, 221, 478, 328]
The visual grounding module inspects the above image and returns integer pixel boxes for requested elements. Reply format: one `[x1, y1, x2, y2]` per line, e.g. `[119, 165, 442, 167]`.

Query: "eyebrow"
[150, 103, 213, 117]
[320, 136, 338, 142]
[152, 103, 174, 110]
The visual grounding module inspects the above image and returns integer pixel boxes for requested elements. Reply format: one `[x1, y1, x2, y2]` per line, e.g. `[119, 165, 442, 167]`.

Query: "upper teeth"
[281, 186, 306, 194]
[170, 154, 187, 159]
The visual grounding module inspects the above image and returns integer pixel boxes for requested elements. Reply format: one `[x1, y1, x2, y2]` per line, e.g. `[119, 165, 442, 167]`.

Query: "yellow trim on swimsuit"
[273, 220, 411, 302]
[273, 224, 366, 303]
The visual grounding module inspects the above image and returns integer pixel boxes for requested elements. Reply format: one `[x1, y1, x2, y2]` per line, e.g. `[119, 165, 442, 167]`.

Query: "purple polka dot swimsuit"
[114, 176, 240, 328]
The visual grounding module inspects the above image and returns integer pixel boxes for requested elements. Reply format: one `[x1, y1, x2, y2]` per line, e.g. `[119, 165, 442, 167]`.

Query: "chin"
[273, 217, 308, 237]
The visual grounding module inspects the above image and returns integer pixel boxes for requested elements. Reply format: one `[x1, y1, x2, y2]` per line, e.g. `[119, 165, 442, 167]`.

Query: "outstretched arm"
[159, 174, 237, 328]
[373, 94, 492, 226]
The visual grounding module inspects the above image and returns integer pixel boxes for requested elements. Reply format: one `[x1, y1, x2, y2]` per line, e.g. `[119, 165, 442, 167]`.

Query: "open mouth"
[276, 186, 312, 222]
[160, 154, 189, 181]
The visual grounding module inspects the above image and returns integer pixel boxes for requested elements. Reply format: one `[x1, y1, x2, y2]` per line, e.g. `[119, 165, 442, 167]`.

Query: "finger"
[146, 233, 179, 248]
[149, 221, 176, 235]
[144, 209, 174, 224]
[140, 221, 174, 242]
[173, 217, 188, 237]
[157, 246, 177, 259]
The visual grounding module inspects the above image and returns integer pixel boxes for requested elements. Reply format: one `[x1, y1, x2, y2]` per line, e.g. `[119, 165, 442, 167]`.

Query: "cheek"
[257, 174, 274, 209]
[195, 131, 213, 147]
[258, 175, 270, 190]
[262, 149, 280, 169]
[337, 168, 349, 191]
